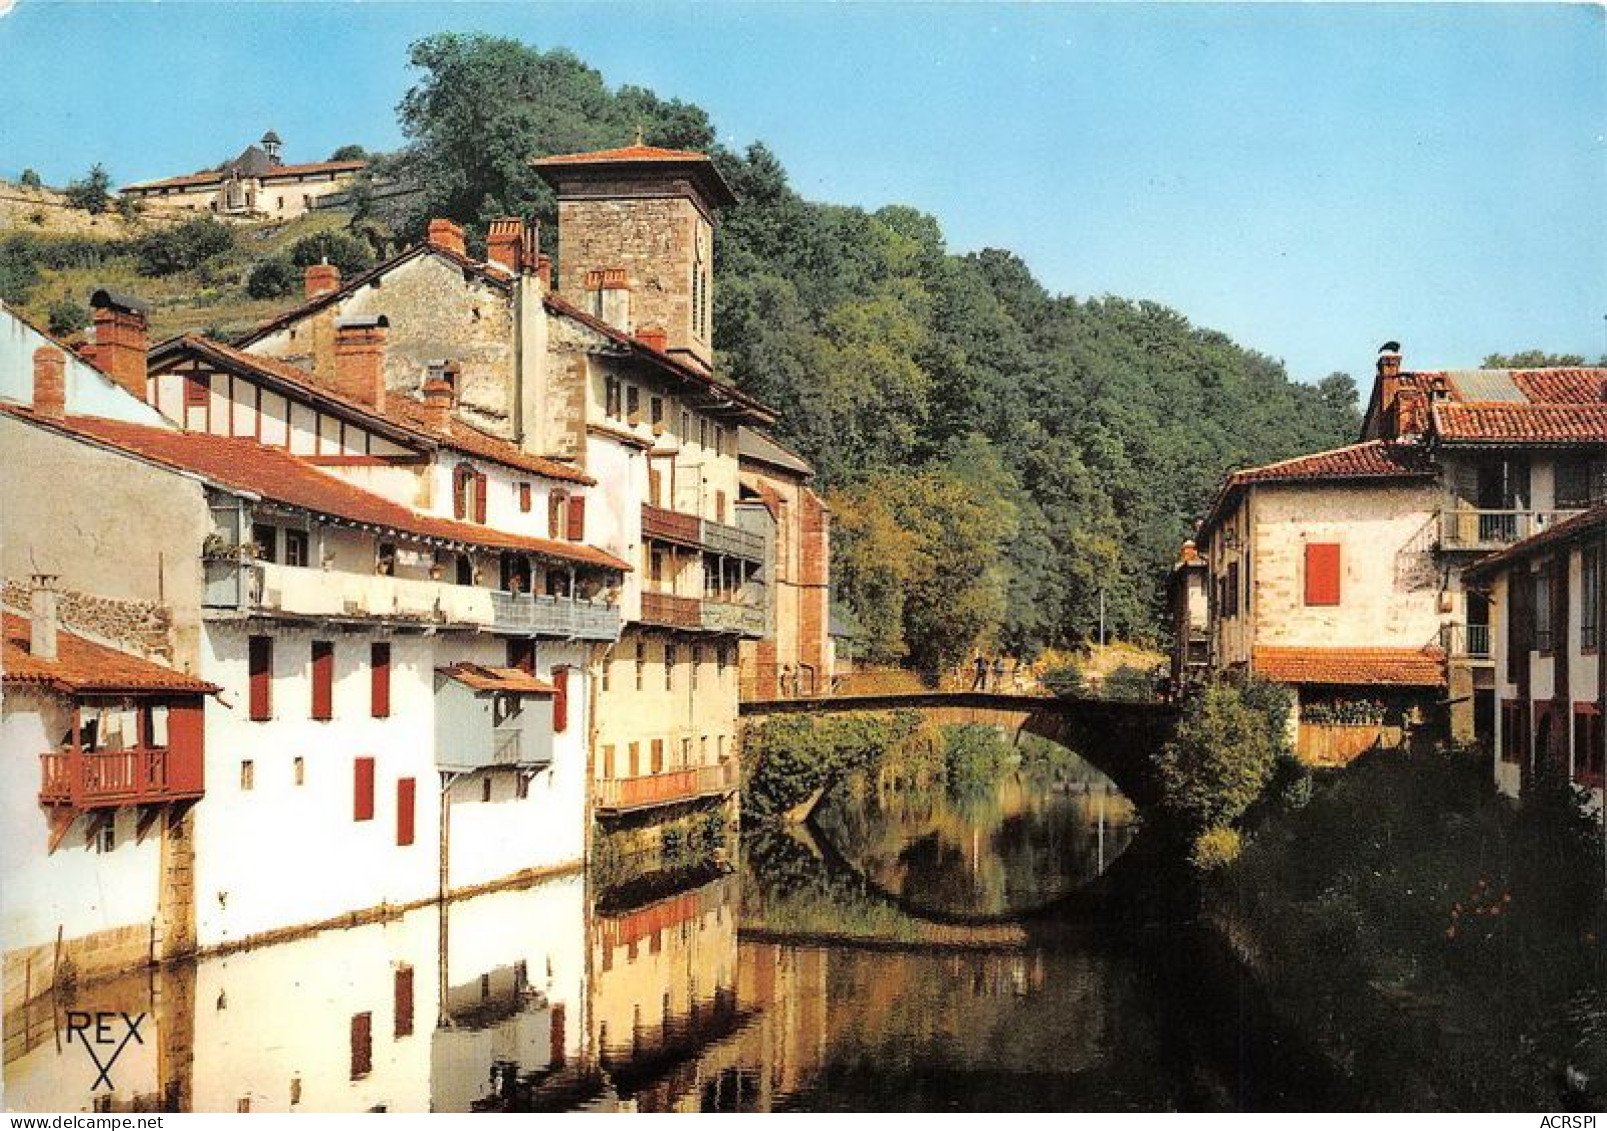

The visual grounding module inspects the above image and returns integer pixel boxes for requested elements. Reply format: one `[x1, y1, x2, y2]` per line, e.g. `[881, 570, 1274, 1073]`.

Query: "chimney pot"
[87, 289, 150, 403]
[32, 346, 66, 419]
[29, 574, 59, 663]
[304, 262, 341, 300]
[420, 366, 457, 432]
[333, 315, 389, 410]
[485, 218, 523, 275]
[426, 219, 466, 258]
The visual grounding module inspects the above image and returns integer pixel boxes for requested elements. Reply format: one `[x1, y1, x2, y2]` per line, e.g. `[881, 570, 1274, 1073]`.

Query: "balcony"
[700, 517, 765, 562]
[1441, 622, 1492, 660]
[490, 592, 621, 641]
[1437, 508, 1581, 552]
[639, 591, 702, 630]
[700, 600, 766, 638]
[642, 505, 702, 548]
[594, 761, 737, 816]
[40, 745, 204, 811]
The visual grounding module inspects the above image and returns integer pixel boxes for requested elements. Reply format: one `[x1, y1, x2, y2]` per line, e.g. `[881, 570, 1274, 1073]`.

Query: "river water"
[3, 751, 1334, 1112]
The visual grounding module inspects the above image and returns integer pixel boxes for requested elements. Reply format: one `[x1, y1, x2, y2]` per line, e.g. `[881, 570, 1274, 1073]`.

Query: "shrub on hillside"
[1101, 662, 1161, 702]
[63, 164, 112, 214]
[287, 230, 375, 277]
[246, 256, 300, 299]
[133, 218, 235, 276]
[1041, 662, 1087, 698]
[19, 169, 43, 189]
[46, 298, 89, 338]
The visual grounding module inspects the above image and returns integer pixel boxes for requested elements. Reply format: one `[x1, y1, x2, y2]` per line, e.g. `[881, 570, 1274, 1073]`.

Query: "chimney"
[333, 315, 389, 410]
[304, 261, 341, 300]
[29, 574, 59, 662]
[536, 254, 552, 288]
[33, 346, 65, 419]
[426, 219, 466, 258]
[420, 363, 457, 432]
[1375, 340, 1415, 439]
[87, 289, 149, 402]
[587, 268, 631, 332]
[486, 218, 523, 275]
[1377, 340, 1402, 381]
[636, 326, 668, 353]
[520, 220, 542, 278]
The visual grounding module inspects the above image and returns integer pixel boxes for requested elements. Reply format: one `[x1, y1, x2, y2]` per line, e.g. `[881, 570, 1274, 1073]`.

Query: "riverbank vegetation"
[1214, 749, 1606, 1109]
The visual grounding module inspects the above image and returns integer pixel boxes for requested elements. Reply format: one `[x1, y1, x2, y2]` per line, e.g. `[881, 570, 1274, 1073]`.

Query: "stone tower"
[532, 142, 738, 375]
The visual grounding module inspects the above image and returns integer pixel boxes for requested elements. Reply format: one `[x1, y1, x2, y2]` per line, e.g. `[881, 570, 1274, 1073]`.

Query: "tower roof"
[532, 143, 738, 209]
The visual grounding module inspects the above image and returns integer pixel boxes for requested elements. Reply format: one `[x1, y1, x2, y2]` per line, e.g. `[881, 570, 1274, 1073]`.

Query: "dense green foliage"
[132, 218, 235, 277]
[63, 164, 112, 214]
[939, 724, 1016, 792]
[1483, 349, 1606, 367]
[246, 256, 301, 299]
[1220, 750, 1606, 1108]
[741, 711, 924, 821]
[45, 297, 88, 338]
[386, 32, 1361, 662]
[19, 169, 42, 189]
[247, 231, 378, 299]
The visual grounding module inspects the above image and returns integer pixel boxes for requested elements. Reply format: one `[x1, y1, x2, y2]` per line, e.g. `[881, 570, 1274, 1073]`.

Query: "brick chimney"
[29, 574, 59, 662]
[635, 326, 668, 353]
[420, 364, 456, 432]
[333, 315, 388, 409]
[586, 268, 631, 333]
[1375, 341, 1418, 439]
[87, 289, 149, 402]
[536, 254, 552, 287]
[33, 346, 65, 419]
[305, 261, 341, 300]
[486, 218, 523, 275]
[426, 219, 466, 258]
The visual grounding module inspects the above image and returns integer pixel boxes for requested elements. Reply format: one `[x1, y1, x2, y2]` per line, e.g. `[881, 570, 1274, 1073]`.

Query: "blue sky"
[1, 2, 1603, 382]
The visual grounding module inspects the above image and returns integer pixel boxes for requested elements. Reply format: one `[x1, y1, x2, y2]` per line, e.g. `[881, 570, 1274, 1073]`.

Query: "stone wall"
[1, 579, 173, 660]
[0, 179, 190, 238]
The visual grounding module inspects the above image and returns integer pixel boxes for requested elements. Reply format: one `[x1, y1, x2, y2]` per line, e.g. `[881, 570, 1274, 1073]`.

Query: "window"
[602, 656, 612, 692]
[516, 773, 530, 800]
[393, 967, 414, 1039]
[635, 642, 646, 691]
[603, 744, 616, 779]
[94, 821, 115, 854]
[626, 385, 641, 424]
[294, 756, 305, 786]
[1534, 566, 1554, 653]
[253, 523, 278, 563]
[240, 760, 255, 791]
[481, 777, 492, 803]
[628, 741, 640, 776]
[681, 410, 692, 442]
[1224, 562, 1241, 618]
[248, 635, 273, 720]
[715, 490, 727, 524]
[311, 641, 334, 720]
[665, 644, 677, 691]
[681, 737, 692, 767]
[648, 468, 663, 507]
[1500, 700, 1529, 766]
[1583, 546, 1601, 652]
[454, 464, 487, 523]
[1304, 543, 1341, 606]
[714, 425, 725, 455]
[549, 492, 567, 539]
[285, 529, 309, 567]
[350, 1013, 372, 1080]
[691, 645, 702, 691]
[651, 548, 666, 585]
[605, 376, 622, 419]
[376, 542, 396, 577]
[354, 757, 375, 821]
[650, 738, 664, 774]
[554, 667, 570, 733]
[508, 638, 536, 674]
[699, 418, 709, 450]
[184, 370, 210, 408]
[1554, 458, 1607, 510]
[1574, 704, 1604, 787]
[518, 482, 532, 513]
[566, 495, 586, 541]
[396, 778, 416, 847]
[371, 643, 391, 718]
[650, 396, 664, 429]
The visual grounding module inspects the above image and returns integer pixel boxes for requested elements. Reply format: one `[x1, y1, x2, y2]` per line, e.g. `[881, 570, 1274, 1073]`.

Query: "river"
[3, 749, 1338, 1112]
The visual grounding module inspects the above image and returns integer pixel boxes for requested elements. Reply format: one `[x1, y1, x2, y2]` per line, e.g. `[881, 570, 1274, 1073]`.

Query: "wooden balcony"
[40, 745, 204, 811]
[699, 517, 765, 562]
[700, 600, 766, 638]
[641, 505, 702, 548]
[1437, 508, 1581, 552]
[490, 592, 621, 641]
[639, 591, 702, 630]
[594, 762, 737, 816]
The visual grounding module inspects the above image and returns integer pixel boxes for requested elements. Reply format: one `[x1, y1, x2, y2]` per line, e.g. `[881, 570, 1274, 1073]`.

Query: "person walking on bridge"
[971, 654, 989, 691]
[991, 656, 1006, 692]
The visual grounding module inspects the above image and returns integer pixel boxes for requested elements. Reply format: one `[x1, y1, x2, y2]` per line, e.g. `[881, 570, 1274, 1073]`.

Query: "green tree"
[1156, 681, 1282, 835]
[329, 144, 370, 162]
[132, 217, 234, 276]
[1482, 349, 1593, 368]
[63, 164, 113, 214]
[19, 169, 42, 189]
[46, 297, 89, 338]
[246, 256, 300, 299]
[287, 230, 375, 276]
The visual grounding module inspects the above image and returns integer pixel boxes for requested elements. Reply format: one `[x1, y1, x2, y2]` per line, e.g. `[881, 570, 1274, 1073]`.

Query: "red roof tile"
[1253, 646, 1446, 688]
[3, 612, 218, 695]
[1508, 368, 1607, 404]
[1431, 403, 1607, 445]
[531, 144, 711, 166]
[1230, 440, 1435, 484]
[125, 160, 364, 193]
[1464, 502, 1607, 582]
[531, 144, 739, 208]
[1, 408, 630, 573]
[179, 337, 595, 484]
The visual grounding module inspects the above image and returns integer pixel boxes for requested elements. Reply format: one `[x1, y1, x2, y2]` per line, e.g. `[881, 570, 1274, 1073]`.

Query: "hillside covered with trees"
[8, 33, 1366, 667]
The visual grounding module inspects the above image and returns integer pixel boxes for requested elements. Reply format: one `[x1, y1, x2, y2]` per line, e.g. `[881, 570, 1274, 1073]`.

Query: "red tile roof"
[1464, 502, 1607, 582]
[1431, 403, 1607, 445]
[437, 663, 555, 695]
[1, 408, 630, 572]
[1230, 440, 1435, 484]
[1508, 368, 1607, 404]
[3, 612, 218, 695]
[175, 337, 595, 484]
[531, 144, 739, 208]
[125, 160, 364, 193]
[531, 144, 712, 166]
[1253, 646, 1447, 688]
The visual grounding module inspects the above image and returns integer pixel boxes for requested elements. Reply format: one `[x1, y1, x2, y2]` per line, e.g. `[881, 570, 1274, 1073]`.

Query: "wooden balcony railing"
[639, 591, 702, 630]
[40, 746, 204, 810]
[699, 517, 765, 562]
[642, 505, 702, 547]
[1437, 508, 1582, 551]
[700, 600, 766, 637]
[594, 762, 737, 815]
[490, 592, 622, 641]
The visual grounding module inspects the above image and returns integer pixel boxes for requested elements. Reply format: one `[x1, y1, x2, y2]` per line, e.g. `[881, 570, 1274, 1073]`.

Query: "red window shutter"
[396, 777, 416, 846]
[453, 465, 468, 520]
[651, 738, 664, 774]
[474, 472, 488, 524]
[354, 757, 375, 821]
[394, 967, 415, 1038]
[248, 635, 273, 721]
[519, 482, 532, 513]
[311, 640, 334, 720]
[371, 642, 391, 719]
[567, 495, 586, 541]
[350, 1013, 372, 1079]
[553, 666, 569, 733]
[1304, 543, 1342, 606]
[550, 1002, 567, 1067]
[549, 493, 565, 539]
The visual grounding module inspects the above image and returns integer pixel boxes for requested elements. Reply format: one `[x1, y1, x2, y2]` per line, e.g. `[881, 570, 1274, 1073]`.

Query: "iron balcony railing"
[1437, 508, 1582, 551]
[1441, 622, 1492, 660]
[593, 761, 737, 815]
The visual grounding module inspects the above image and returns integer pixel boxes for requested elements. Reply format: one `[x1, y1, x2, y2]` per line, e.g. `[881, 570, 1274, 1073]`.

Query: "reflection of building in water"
[587, 873, 740, 1109]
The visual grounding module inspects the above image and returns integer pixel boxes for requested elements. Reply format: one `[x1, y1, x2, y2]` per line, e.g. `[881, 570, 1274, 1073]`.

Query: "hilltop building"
[1178, 344, 1607, 763]
[121, 131, 365, 221]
